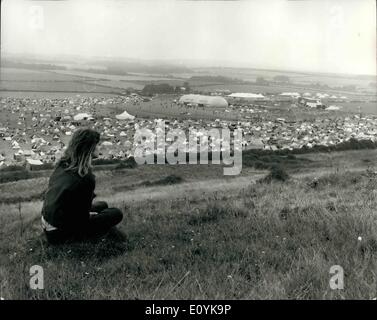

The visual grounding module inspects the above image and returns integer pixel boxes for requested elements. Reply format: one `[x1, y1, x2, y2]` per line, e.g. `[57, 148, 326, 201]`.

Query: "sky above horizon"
[1, 0, 376, 75]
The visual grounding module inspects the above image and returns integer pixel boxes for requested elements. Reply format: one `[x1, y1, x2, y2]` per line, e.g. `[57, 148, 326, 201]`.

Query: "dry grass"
[1, 168, 377, 299]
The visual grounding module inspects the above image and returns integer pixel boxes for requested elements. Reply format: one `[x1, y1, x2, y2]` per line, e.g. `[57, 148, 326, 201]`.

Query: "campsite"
[1, 0, 377, 302]
[1, 77, 377, 299]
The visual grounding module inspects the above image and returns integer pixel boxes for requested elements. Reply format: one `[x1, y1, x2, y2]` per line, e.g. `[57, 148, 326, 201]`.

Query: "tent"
[280, 92, 300, 97]
[26, 158, 43, 171]
[73, 113, 94, 121]
[116, 111, 135, 120]
[179, 94, 228, 108]
[26, 158, 43, 165]
[227, 93, 265, 100]
[326, 106, 341, 111]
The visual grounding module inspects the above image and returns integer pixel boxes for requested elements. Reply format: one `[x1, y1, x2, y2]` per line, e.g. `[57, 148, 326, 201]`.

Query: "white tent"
[307, 102, 319, 108]
[26, 158, 43, 165]
[73, 113, 94, 121]
[326, 105, 341, 111]
[280, 92, 300, 97]
[116, 111, 135, 120]
[179, 94, 228, 108]
[228, 93, 265, 99]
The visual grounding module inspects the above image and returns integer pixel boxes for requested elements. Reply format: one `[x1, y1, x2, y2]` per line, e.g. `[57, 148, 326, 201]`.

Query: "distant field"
[51, 69, 180, 82]
[91, 80, 145, 90]
[195, 67, 376, 90]
[0, 80, 118, 93]
[193, 83, 374, 98]
[194, 83, 290, 94]
[0, 68, 185, 94]
[1, 67, 375, 116]
[0, 68, 87, 82]
[0, 91, 118, 99]
[0, 68, 123, 95]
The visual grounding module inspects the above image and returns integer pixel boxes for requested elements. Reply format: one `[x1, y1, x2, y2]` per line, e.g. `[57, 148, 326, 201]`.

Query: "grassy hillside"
[1, 165, 377, 299]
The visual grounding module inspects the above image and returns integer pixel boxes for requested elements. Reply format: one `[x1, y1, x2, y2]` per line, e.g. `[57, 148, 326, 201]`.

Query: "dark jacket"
[41, 162, 96, 231]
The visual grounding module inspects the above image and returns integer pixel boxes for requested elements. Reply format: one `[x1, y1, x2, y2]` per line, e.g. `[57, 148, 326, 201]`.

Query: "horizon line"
[2, 51, 376, 78]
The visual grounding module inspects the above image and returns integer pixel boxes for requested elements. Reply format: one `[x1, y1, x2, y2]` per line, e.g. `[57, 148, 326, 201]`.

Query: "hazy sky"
[1, 0, 376, 75]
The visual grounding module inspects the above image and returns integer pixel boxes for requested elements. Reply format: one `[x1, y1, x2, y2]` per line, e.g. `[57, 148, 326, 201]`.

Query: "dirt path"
[105, 174, 265, 204]
[3, 166, 369, 210]
[104, 166, 370, 204]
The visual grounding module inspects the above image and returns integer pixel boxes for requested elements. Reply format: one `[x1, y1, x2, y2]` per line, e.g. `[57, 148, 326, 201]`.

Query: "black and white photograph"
[0, 0, 377, 305]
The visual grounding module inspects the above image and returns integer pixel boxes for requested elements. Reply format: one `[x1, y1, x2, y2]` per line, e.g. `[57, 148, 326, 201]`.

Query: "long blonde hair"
[57, 128, 100, 177]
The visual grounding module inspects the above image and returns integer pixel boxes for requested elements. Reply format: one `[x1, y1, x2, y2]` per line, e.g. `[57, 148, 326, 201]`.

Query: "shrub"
[242, 150, 312, 171]
[0, 169, 31, 183]
[30, 163, 54, 171]
[144, 175, 183, 187]
[93, 158, 120, 166]
[158, 175, 183, 185]
[253, 160, 268, 170]
[259, 165, 290, 183]
[114, 157, 137, 170]
[0, 165, 25, 172]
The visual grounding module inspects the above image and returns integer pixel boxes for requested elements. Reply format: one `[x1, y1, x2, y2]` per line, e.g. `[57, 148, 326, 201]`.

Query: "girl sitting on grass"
[41, 128, 123, 244]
